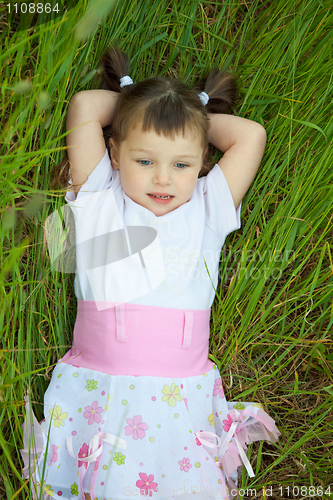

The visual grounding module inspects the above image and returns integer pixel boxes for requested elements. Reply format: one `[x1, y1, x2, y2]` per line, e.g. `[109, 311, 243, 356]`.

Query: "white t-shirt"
[64, 149, 241, 310]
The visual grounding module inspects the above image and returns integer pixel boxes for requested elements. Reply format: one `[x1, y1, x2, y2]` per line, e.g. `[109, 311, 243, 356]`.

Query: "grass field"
[1, 0, 332, 499]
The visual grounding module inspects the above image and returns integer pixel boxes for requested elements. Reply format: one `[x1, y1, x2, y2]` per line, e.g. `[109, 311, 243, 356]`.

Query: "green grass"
[1, 0, 332, 498]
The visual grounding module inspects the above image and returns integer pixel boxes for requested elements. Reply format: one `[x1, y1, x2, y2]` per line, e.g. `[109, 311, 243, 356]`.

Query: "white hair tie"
[120, 75, 134, 88]
[198, 91, 209, 106]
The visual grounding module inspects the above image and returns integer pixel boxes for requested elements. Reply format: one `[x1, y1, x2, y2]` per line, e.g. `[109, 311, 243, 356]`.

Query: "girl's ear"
[109, 138, 119, 170]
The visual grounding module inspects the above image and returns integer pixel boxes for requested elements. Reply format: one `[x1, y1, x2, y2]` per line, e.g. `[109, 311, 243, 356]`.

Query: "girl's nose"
[152, 166, 172, 184]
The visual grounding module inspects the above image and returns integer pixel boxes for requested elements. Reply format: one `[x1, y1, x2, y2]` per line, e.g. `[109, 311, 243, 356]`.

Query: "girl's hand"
[66, 90, 119, 197]
[207, 114, 267, 210]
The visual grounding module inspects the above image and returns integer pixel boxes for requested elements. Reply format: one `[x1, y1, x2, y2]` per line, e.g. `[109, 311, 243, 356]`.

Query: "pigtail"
[98, 44, 132, 93]
[96, 44, 135, 157]
[50, 45, 132, 192]
[202, 68, 238, 114]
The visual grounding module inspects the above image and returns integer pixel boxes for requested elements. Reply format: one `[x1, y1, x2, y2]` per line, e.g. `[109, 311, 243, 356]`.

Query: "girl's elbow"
[256, 124, 267, 148]
[256, 123, 267, 138]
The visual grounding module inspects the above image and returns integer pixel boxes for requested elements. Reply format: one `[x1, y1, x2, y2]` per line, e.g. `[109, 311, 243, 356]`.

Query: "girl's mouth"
[148, 194, 174, 204]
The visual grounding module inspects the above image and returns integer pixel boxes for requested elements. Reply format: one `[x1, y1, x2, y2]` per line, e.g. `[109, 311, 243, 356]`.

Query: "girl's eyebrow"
[129, 148, 198, 159]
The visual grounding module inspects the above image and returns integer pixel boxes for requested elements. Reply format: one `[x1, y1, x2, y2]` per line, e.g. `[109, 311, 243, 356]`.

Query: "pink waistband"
[61, 301, 214, 377]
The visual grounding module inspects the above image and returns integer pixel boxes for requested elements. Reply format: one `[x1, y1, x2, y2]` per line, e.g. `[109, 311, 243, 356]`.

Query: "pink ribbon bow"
[67, 431, 127, 500]
[218, 409, 255, 477]
[194, 430, 222, 453]
[195, 410, 255, 478]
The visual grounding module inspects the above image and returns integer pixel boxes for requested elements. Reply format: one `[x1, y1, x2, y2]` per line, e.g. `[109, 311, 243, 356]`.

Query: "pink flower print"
[78, 442, 89, 469]
[47, 444, 58, 466]
[195, 430, 204, 446]
[183, 398, 189, 411]
[136, 472, 158, 496]
[178, 457, 192, 472]
[213, 378, 225, 398]
[125, 415, 148, 440]
[223, 414, 233, 433]
[83, 401, 104, 425]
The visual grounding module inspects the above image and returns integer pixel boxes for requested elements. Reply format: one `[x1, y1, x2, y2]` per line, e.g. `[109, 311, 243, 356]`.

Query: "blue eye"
[138, 160, 187, 168]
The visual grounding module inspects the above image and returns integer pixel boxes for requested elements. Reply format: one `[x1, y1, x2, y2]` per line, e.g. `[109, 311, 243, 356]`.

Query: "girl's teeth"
[152, 195, 171, 199]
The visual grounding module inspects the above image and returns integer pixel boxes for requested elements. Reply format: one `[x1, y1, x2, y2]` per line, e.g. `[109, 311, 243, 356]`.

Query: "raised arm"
[207, 114, 267, 210]
[66, 90, 119, 197]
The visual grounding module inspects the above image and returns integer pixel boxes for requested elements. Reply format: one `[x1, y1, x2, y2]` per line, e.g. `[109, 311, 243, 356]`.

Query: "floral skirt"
[21, 360, 280, 500]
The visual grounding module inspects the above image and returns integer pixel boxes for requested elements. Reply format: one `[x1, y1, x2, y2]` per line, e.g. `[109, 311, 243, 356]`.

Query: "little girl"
[21, 45, 280, 500]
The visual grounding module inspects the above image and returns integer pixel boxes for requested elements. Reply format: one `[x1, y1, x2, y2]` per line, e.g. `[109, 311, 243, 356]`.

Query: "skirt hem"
[20, 371, 281, 500]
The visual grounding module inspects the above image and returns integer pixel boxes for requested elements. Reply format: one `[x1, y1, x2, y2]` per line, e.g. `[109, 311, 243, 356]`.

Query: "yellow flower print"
[43, 484, 54, 496]
[161, 383, 182, 407]
[252, 403, 263, 410]
[49, 405, 68, 427]
[233, 402, 245, 410]
[208, 414, 214, 426]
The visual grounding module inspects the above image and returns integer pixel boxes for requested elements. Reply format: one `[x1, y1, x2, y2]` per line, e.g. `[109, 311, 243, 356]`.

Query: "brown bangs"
[110, 77, 209, 149]
[141, 93, 208, 143]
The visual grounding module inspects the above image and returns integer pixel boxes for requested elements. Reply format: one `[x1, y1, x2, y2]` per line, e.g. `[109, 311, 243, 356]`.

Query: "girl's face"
[110, 123, 205, 216]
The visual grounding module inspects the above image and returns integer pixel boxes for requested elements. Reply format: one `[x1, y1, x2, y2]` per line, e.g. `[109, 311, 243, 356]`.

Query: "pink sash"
[61, 301, 214, 377]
